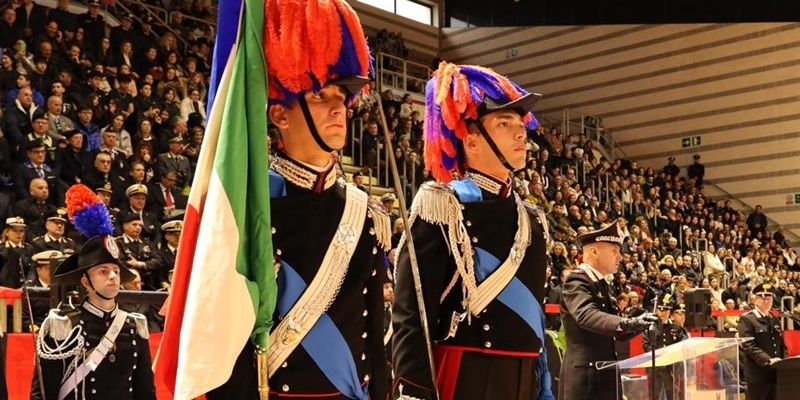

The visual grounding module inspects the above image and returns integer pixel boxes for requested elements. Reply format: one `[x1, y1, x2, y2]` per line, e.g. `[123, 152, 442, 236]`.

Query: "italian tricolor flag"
[153, 0, 277, 398]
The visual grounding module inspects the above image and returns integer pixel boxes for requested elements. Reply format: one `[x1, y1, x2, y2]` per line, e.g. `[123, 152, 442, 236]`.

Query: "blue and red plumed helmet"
[423, 61, 541, 183]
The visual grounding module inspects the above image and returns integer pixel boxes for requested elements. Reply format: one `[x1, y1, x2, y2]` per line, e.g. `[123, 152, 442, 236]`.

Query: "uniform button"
[371, 269, 377, 276]
[282, 384, 290, 392]
[130, 388, 133, 392]
[92, 389, 96, 394]
[361, 353, 366, 360]
[369, 227, 375, 235]
[483, 324, 490, 331]
[364, 374, 370, 381]
[276, 249, 282, 256]
[282, 362, 288, 368]
[362, 310, 368, 316]
[90, 377, 95, 382]
[465, 220, 472, 227]
[372, 247, 378, 254]
[363, 287, 368, 294]
[472, 237, 478, 243]
[128, 376, 132, 381]
[271, 227, 277, 234]
[127, 319, 131, 323]
[484, 341, 492, 348]
[362, 332, 368, 339]
[132, 340, 137, 345]
[79, 320, 84, 324]
[589, 362, 594, 366]
[134, 352, 138, 357]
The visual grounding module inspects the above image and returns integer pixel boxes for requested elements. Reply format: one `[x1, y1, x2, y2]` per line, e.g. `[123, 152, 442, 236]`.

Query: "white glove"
[769, 357, 782, 365]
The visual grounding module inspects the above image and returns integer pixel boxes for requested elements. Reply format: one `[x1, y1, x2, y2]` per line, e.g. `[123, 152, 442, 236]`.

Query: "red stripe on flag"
[155, 202, 203, 395]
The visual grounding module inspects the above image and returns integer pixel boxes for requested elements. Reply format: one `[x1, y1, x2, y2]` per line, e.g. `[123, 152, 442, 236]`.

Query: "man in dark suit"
[147, 170, 187, 222]
[13, 178, 57, 242]
[738, 283, 787, 400]
[14, 139, 63, 206]
[82, 152, 126, 207]
[14, 0, 48, 41]
[55, 129, 90, 185]
[559, 223, 658, 400]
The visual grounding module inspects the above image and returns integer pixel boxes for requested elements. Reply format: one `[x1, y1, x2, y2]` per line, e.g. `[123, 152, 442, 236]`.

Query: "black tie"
[193, 101, 200, 113]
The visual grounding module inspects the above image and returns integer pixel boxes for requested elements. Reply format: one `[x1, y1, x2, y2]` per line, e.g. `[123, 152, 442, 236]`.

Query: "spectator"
[55, 129, 89, 185]
[14, 0, 48, 42]
[180, 87, 206, 124]
[0, 8, 21, 50]
[12, 178, 57, 241]
[77, 0, 105, 50]
[155, 134, 193, 189]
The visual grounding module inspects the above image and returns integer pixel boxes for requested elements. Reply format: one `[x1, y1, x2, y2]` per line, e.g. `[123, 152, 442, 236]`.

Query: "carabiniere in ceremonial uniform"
[33, 233, 156, 400]
[205, 1, 390, 399]
[392, 62, 555, 400]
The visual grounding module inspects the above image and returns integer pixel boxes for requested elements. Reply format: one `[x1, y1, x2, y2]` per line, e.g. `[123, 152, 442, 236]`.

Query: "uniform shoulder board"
[41, 308, 79, 341]
[410, 181, 460, 226]
[367, 202, 392, 251]
[742, 310, 754, 316]
[128, 312, 150, 339]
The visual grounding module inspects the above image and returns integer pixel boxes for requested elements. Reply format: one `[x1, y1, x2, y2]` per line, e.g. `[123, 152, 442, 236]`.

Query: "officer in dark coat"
[154, 219, 181, 275]
[76, 0, 105, 50]
[22, 250, 61, 332]
[559, 223, 658, 400]
[642, 295, 689, 400]
[33, 234, 156, 400]
[204, 2, 390, 399]
[31, 208, 79, 255]
[737, 283, 787, 400]
[12, 177, 57, 242]
[392, 62, 555, 400]
[118, 184, 161, 244]
[115, 213, 162, 290]
[0, 217, 35, 288]
[686, 154, 705, 187]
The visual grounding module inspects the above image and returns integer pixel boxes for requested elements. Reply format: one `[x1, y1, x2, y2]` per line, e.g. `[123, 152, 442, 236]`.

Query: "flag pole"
[375, 97, 439, 398]
[257, 351, 269, 399]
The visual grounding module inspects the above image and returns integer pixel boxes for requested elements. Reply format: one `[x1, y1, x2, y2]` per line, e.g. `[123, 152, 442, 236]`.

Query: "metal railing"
[376, 53, 431, 97]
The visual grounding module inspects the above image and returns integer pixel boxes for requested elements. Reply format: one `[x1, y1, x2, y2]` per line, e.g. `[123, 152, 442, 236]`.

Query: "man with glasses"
[738, 283, 787, 400]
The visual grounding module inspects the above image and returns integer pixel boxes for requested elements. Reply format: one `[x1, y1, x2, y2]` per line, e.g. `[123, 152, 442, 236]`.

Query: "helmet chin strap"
[83, 271, 115, 301]
[472, 119, 515, 172]
[298, 96, 335, 153]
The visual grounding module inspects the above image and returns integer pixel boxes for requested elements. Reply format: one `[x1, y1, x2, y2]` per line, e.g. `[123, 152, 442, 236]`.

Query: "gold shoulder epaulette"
[128, 312, 150, 339]
[409, 181, 459, 226]
[368, 202, 392, 251]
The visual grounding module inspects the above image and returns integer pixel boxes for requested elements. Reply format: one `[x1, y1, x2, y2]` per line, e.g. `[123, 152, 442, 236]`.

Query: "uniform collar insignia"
[271, 152, 338, 194]
[82, 301, 118, 319]
[466, 168, 511, 198]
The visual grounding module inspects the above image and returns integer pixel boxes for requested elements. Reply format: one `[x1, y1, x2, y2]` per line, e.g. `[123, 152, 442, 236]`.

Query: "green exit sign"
[795, 193, 800, 204]
[681, 136, 702, 148]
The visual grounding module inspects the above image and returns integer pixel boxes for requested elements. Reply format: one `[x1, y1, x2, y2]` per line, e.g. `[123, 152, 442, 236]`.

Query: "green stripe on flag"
[214, 0, 276, 350]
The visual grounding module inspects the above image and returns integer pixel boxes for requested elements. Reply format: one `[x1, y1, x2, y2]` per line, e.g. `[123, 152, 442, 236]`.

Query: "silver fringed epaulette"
[408, 181, 458, 227]
[368, 202, 392, 251]
[41, 308, 75, 341]
[128, 313, 150, 339]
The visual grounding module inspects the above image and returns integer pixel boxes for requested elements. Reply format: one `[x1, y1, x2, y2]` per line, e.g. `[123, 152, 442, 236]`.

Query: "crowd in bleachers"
[0, 0, 216, 330]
